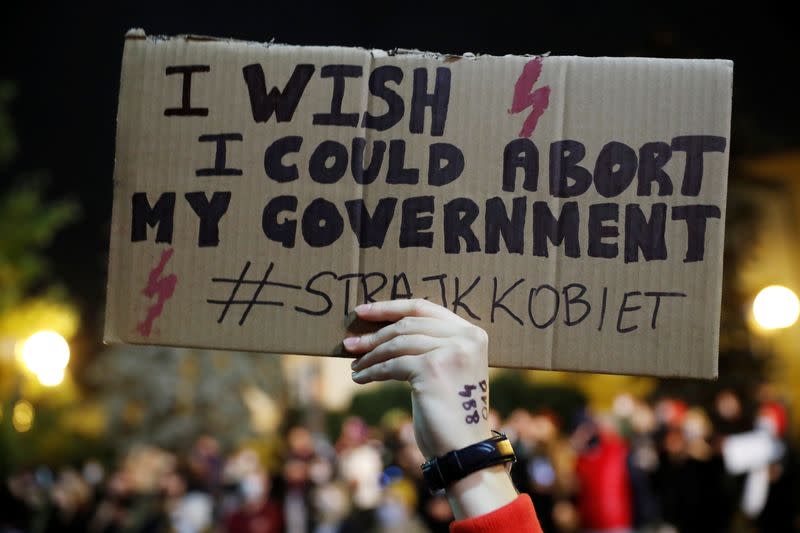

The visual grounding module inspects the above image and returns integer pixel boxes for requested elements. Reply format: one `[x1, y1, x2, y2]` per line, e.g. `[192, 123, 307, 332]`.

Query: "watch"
[421, 431, 516, 492]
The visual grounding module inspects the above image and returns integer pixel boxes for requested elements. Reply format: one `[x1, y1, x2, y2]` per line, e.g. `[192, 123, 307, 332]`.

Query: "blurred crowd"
[2, 386, 799, 533]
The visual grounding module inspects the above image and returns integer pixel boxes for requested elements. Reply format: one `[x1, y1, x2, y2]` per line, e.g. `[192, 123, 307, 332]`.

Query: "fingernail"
[350, 358, 359, 370]
[355, 303, 370, 313]
[351, 371, 360, 381]
[343, 337, 360, 349]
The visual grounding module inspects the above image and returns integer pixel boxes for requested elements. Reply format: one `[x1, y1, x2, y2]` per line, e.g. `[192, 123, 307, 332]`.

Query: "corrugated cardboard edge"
[104, 32, 138, 345]
[710, 58, 734, 380]
[123, 28, 551, 62]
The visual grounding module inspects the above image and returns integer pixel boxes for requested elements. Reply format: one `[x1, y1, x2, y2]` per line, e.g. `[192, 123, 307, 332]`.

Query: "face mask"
[530, 458, 556, 487]
[684, 419, 705, 441]
[240, 474, 264, 502]
[377, 501, 407, 526]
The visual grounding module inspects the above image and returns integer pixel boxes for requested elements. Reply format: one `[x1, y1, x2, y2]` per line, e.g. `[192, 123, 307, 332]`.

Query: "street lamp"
[752, 285, 800, 330]
[12, 400, 34, 432]
[19, 330, 70, 387]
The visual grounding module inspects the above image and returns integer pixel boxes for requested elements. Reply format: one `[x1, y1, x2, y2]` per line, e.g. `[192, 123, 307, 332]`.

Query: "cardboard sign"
[105, 29, 733, 378]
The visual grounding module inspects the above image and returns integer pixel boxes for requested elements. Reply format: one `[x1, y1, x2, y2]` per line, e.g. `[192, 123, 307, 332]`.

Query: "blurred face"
[664, 428, 686, 456]
[228, 449, 261, 477]
[511, 411, 536, 445]
[313, 483, 349, 519]
[683, 409, 710, 441]
[195, 436, 221, 458]
[612, 393, 636, 419]
[341, 417, 367, 442]
[283, 459, 309, 486]
[570, 422, 596, 452]
[530, 415, 557, 444]
[82, 461, 104, 486]
[552, 500, 579, 531]
[655, 398, 686, 428]
[308, 457, 333, 485]
[108, 470, 132, 498]
[162, 472, 186, 498]
[715, 390, 741, 421]
[51, 470, 90, 513]
[241, 472, 268, 503]
[631, 401, 656, 434]
[123, 446, 176, 493]
[397, 421, 416, 446]
[288, 426, 315, 456]
[507, 409, 531, 434]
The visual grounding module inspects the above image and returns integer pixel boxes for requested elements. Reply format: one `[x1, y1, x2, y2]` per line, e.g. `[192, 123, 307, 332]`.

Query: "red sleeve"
[449, 494, 543, 533]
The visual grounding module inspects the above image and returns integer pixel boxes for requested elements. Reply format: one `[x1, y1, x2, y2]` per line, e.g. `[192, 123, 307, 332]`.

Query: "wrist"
[446, 465, 519, 520]
[421, 432, 515, 491]
[427, 429, 492, 459]
[420, 432, 517, 519]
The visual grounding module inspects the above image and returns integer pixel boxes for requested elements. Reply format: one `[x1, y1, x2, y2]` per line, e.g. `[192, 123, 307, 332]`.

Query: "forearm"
[447, 468, 543, 533]
[446, 465, 519, 520]
[345, 300, 538, 529]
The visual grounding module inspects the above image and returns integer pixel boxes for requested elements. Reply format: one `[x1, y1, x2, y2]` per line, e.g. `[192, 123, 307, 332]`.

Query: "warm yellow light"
[20, 330, 70, 383]
[753, 285, 800, 330]
[37, 366, 66, 387]
[12, 400, 34, 432]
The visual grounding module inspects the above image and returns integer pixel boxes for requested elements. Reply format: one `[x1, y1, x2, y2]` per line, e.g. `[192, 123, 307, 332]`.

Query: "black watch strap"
[421, 431, 516, 492]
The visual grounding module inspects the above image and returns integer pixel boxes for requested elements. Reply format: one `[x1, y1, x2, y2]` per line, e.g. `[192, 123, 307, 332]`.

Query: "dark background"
[2, 2, 798, 363]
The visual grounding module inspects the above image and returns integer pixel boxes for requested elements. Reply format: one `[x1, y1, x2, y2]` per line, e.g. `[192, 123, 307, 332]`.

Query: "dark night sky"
[2, 2, 798, 359]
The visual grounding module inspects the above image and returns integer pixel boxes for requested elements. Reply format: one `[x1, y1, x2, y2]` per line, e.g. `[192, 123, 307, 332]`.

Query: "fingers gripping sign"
[344, 299, 491, 459]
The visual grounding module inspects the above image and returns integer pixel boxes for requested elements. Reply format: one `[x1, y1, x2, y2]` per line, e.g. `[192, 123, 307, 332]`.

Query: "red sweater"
[450, 494, 542, 533]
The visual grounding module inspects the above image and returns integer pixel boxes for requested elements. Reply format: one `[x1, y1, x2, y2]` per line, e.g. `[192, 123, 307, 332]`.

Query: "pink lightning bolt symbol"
[136, 248, 178, 337]
[508, 57, 551, 138]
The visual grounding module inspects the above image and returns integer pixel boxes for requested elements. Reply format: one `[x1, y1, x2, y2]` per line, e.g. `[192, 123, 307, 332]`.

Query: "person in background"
[225, 472, 283, 533]
[336, 418, 383, 533]
[571, 412, 633, 533]
[280, 424, 318, 533]
[344, 299, 542, 533]
[623, 399, 662, 532]
[723, 391, 799, 532]
[506, 409, 570, 533]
